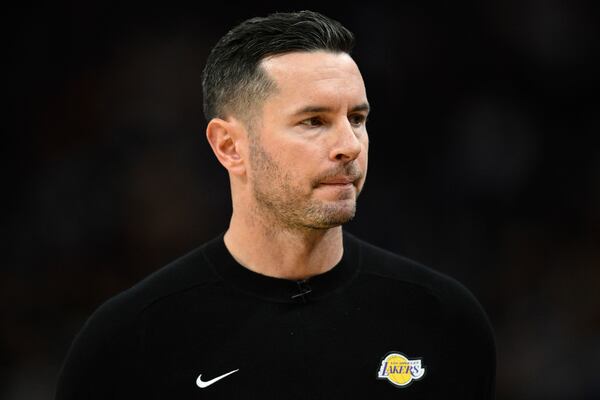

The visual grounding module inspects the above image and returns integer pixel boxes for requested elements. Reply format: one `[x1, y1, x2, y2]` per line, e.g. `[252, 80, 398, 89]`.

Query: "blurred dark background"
[3, 1, 599, 399]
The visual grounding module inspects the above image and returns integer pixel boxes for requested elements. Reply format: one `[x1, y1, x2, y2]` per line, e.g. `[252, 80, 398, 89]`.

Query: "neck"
[223, 208, 344, 280]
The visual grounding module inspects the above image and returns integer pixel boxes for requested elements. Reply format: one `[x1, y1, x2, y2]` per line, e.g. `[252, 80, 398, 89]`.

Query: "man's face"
[246, 50, 369, 230]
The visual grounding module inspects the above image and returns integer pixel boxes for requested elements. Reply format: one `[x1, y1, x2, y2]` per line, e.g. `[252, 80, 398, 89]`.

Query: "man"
[56, 10, 495, 399]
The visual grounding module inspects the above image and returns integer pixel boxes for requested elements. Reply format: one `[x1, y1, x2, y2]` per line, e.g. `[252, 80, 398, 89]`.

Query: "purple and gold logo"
[377, 352, 425, 388]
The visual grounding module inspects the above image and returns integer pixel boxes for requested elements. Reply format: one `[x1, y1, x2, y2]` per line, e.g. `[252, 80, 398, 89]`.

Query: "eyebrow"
[292, 102, 371, 116]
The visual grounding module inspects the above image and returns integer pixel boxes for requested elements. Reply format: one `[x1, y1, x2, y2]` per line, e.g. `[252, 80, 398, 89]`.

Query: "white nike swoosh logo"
[196, 369, 239, 388]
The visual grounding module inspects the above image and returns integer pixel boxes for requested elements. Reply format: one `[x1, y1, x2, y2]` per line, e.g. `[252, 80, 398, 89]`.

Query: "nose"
[328, 119, 363, 162]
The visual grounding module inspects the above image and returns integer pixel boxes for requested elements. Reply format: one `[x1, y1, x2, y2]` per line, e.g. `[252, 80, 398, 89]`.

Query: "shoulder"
[56, 235, 224, 397]
[344, 230, 496, 392]
[344, 229, 494, 328]
[62, 233, 225, 353]
[90, 235, 223, 328]
[346, 231, 468, 296]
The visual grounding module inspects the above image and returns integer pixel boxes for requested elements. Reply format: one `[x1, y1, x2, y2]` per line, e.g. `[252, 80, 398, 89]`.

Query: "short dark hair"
[201, 10, 355, 122]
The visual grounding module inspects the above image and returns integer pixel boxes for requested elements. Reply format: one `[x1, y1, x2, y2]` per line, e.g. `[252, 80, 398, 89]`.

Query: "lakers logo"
[377, 352, 425, 387]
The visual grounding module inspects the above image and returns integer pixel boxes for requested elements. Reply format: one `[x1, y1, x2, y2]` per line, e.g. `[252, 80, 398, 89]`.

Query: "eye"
[349, 113, 368, 127]
[300, 117, 324, 127]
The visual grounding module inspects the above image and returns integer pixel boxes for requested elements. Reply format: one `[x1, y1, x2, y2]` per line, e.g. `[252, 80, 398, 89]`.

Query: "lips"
[320, 176, 356, 185]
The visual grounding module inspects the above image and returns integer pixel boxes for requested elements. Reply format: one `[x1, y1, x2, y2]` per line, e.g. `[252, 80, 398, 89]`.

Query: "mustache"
[311, 163, 364, 187]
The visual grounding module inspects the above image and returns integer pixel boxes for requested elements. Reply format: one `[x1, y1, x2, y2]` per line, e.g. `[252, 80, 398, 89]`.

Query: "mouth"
[319, 176, 357, 186]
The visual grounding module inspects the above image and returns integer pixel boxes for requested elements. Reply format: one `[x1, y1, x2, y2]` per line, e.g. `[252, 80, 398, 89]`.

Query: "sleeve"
[440, 277, 497, 399]
[55, 293, 142, 399]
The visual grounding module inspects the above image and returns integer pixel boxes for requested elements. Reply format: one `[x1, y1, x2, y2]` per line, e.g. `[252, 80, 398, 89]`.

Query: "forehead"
[259, 51, 367, 111]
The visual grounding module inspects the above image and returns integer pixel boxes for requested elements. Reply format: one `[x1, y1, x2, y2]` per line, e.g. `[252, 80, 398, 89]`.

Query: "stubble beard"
[248, 135, 359, 231]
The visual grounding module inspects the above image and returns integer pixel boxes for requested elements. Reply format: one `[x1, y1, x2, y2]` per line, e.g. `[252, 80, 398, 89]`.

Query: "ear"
[205, 117, 247, 176]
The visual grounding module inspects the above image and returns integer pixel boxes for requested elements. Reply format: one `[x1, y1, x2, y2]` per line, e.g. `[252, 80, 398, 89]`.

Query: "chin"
[312, 205, 356, 228]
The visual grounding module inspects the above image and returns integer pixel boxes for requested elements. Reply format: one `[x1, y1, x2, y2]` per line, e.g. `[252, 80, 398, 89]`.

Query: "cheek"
[360, 140, 369, 166]
[278, 140, 322, 169]
[361, 132, 369, 150]
[268, 148, 309, 184]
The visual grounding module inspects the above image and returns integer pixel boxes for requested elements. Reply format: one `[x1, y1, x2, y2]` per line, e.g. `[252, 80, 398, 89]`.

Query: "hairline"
[224, 48, 352, 131]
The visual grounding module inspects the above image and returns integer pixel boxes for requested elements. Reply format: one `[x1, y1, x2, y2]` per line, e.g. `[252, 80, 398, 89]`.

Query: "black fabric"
[55, 230, 496, 399]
